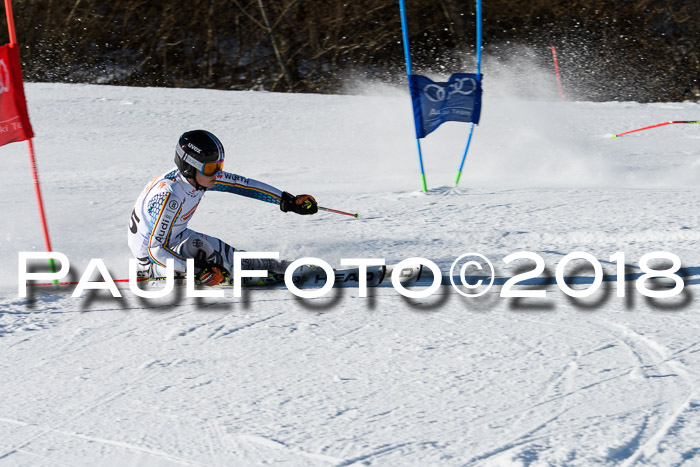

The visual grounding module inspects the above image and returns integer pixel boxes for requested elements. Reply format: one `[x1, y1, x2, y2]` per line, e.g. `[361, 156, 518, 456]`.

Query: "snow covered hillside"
[1, 81, 699, 465]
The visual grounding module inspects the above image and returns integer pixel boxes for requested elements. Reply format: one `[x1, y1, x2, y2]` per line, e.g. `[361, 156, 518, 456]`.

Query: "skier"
[128, 129, 317, 286]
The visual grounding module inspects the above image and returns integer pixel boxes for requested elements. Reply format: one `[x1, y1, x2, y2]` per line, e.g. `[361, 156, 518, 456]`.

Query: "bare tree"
[2, 0, 697, 101]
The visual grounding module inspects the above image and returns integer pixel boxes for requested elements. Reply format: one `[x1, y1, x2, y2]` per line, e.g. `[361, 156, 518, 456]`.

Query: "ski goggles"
[198, 159, 224, 176]
[177, 145, 224, 176]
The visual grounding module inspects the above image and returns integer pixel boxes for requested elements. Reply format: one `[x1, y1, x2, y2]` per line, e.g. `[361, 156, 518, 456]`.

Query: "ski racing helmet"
[174, 130, 225, 179]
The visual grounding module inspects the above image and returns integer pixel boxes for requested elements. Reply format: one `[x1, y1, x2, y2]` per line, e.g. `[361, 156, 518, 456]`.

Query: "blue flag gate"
[399, 0, 483, 191]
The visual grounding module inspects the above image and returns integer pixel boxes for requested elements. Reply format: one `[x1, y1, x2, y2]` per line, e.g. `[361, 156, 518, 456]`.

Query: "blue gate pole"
[455, 0, 482, 187]
[399, 0, 428, 192]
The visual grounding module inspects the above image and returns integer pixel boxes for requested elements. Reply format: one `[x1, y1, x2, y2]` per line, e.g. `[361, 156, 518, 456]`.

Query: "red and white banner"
[0, 42, 33, 146]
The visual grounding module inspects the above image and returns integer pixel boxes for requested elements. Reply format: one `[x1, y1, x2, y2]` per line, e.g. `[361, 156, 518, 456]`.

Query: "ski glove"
[280, 191, 318, 215]
[196, 264, 229, 286]
[193, 251, 230, 286]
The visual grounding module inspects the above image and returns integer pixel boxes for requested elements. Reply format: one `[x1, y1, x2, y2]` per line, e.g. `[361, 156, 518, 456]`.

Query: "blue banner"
[408, 73, 482, 138]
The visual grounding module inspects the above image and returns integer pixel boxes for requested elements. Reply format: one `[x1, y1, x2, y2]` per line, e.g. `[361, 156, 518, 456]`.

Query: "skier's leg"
[173, 231, 234, 271]
[133, 231, 231, 279]
[174, 230, 288, 274]
[134, 255, 188, 280]
[134, 256, 157, 279]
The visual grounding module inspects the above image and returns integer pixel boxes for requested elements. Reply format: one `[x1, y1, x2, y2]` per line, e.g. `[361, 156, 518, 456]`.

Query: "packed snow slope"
[1, 81, 699, 466]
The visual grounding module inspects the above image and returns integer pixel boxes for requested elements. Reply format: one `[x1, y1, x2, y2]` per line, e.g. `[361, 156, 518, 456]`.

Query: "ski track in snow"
[596, 320, 699, 466]
[0, 83, 699, 465]
[3, 290, 698, 465]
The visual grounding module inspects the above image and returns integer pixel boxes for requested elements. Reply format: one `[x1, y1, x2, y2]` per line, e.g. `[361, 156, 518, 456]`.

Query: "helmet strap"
[188, 176, 208, 191]
[181, 169, 208, 191]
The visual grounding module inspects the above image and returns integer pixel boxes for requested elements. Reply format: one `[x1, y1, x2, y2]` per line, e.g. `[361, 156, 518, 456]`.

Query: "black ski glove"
[193, 250, 230, 286]
[280, 191, 318, 215]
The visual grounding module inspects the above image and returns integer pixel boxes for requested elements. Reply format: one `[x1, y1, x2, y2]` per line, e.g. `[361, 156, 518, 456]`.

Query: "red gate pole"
[4, 0, 16, 43]
[5, 0, 56, 273]
[551, 46, 563, 99]
[26, 138, 54, 254]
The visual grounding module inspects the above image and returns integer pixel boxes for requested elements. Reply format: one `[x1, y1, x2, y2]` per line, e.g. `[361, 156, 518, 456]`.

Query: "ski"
[143, 263, 426, 290]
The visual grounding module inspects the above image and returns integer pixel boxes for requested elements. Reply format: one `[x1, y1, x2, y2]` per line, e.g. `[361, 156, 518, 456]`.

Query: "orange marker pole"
[612, 121, 700, 138]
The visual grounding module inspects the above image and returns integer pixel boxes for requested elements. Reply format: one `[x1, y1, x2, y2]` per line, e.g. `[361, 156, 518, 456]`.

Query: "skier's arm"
[211, 172, 318, 215]
[210, 172, 283, 204]
[145, 191, 188, 272]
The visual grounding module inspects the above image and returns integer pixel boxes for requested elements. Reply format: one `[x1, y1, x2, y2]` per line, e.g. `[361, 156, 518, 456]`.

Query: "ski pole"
[318, 206, 359, 218]
[612, 120, 700, 138]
